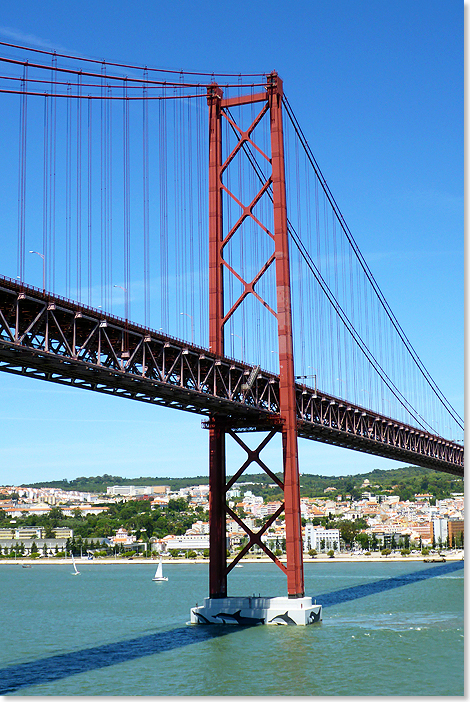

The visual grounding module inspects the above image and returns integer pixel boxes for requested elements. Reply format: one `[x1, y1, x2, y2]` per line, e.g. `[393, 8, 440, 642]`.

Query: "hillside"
[19, 465, 463, 502]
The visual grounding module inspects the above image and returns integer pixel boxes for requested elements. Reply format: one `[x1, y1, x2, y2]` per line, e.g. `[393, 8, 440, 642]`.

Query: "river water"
[0, 559, 463, 696]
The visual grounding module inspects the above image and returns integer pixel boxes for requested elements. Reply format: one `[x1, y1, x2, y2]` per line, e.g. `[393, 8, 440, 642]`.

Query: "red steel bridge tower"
[192, 72, 317, 624]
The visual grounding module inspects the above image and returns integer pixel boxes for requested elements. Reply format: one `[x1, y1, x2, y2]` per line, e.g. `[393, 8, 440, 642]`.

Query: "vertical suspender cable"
[42, 95, 49, 292]
[142, 70, 150, 328]
[100, 63, 105, 310]
[76, 72, 82, 302]
[87, 96, 92, 306]
[17, 63, 28, 283]
[123, 77, 130, 323]
[107, 84, 113, 313]
[51, 53, 57, 292]
[66, 82, 72, 298]
[187, 93, 195, 342]
[159, 89, 168, 331]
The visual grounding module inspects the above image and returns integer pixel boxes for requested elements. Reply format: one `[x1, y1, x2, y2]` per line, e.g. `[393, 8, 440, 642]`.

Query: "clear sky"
[0, 0, 463, 485]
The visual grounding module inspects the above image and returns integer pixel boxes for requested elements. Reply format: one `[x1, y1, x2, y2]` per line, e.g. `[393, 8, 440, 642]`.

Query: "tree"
[355, 532, 370, 550]
[337, 520, 361, 547]
[48, 507, 64, 527]
[327, 550, 335, 558]
[381, 548, 392, 557]
[168, 498, 188, 513]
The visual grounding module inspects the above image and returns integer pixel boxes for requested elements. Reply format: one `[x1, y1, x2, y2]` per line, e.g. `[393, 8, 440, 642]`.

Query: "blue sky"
[0, 0, 463, 484]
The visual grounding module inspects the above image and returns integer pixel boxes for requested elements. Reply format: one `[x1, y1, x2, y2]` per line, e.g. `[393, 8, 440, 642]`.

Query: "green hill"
[19, 464, 463, 502]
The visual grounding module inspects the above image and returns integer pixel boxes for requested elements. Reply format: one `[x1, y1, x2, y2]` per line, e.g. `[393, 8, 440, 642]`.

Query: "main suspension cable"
[282, 94, 464, 430]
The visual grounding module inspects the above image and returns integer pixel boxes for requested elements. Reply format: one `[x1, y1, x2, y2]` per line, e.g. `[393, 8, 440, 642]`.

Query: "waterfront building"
[408, 523, 432, 543]
[432, 518, 448, 547]
[53, 527, 74, 539]
[304, 524, 341, 552]
[160, 533, 210, 553]
[108, 527, 136, 546]
[448, 519, 464, 547]
[106, 485, 164, 497]
[186, 520, 209, 535]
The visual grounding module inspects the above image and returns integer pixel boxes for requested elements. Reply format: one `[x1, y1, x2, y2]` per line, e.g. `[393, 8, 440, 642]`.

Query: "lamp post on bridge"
[295, 372, 317, 396]
[180, 311, 194, 345]
[29, 250, 45, 295]
[361, 388, 372, 409]
[114, 284, 129, 359]
[113, 284, 129, 320]
[231, 332, 244, 364]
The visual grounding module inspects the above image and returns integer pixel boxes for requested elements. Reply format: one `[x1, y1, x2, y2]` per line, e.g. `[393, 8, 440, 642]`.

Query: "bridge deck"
[0, 276, 463, 477]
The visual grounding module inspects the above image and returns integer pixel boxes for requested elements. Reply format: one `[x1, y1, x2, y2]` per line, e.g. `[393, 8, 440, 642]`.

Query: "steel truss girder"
[296, 390, 463, 476]
[0, 276, 463, 476]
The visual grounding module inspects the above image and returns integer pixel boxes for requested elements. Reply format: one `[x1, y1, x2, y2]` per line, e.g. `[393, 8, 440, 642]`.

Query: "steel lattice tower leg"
[207, 84, 227, 598]
[268, 73, 304, 597]
[206, 73, 304, 599]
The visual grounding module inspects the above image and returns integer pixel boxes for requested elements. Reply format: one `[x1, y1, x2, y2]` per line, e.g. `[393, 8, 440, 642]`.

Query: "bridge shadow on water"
[0, 561, 463, 694]
[314, 559, 463, 608]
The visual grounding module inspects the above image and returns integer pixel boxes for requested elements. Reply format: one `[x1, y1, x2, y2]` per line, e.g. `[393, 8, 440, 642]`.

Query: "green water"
[0, 560, 464, 696]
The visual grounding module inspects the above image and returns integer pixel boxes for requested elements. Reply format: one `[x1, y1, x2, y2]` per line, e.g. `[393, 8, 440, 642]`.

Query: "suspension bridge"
[0, 43, 463, 621]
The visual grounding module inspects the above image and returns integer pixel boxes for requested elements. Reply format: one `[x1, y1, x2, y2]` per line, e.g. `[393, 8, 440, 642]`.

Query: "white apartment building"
[160, 534, 210, 552]
[107, 485, 159, 496]
[304, 524, 341, 552]
[432, 518, 448, 546]
[108, 527, 136, 546]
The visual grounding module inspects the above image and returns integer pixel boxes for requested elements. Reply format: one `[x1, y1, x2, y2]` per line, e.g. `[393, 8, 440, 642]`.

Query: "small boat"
[423, 557, 446, 563]
[22, 564, 32, 568]
[71, 554, 81, 576]
[235, 564, 243, 568]
[152, 558, 168, 582]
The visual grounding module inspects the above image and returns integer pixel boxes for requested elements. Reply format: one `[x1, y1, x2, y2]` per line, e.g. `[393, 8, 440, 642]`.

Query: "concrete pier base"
[189, 596, 322, 626]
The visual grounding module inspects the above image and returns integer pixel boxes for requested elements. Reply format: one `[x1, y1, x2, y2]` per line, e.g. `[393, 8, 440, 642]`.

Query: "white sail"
[152, 557, 168, 581]
[71, 554, 80, 575]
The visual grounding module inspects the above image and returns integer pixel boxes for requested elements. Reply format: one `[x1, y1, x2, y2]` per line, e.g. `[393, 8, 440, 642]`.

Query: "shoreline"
[1, 553, 463, 566]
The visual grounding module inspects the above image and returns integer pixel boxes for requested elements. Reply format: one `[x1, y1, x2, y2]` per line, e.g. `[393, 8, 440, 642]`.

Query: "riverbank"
[1, 552, 463, 565]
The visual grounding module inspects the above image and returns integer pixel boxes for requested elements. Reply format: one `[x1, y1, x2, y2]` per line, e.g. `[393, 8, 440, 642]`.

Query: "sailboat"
[71, 554, 81, 576]
[152, 557, 168, 581]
